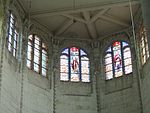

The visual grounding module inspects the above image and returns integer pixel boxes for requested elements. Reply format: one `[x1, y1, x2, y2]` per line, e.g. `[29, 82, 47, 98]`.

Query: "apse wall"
[51, 36, 142, 113]
[140, 58, 150, 113]
[0, 1, 144, 113]
[134, 8, 150, 113]
[97, 34, 141, 113]
[0, 49, 52, 113]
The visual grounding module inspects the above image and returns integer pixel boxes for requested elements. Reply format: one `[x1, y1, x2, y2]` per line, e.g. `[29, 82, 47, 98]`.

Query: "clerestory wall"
[0, 0, 145, 113]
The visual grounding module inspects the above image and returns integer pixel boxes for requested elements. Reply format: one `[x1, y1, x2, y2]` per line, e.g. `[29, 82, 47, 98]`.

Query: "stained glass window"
[60, 47, 90, 82]
[104, 41, 132, 80]
[139, 24, 149, 65]
[27, 34, 48, 77]
[7, 11, 18, 57]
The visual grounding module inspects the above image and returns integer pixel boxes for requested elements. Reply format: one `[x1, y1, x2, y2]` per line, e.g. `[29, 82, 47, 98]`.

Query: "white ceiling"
[19, 0, 140, 39]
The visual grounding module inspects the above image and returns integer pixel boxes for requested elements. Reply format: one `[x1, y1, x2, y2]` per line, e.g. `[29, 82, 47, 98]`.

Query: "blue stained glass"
[106, 46, 112, 52]
[80, 49, 87, 56]
[122, 42, 128, 47]
[62, 48, 69, 54]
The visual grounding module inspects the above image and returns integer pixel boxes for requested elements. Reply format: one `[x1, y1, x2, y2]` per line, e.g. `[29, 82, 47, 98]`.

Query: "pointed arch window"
[7, 11, 18, 57]
[139, 25, 149, 65]
[26, 34, 48, 77]
[104, 41, 132, 80]
[60, 47, 90, 82]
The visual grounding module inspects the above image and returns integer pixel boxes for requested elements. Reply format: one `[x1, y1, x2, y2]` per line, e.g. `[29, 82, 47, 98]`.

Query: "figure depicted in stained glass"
[71, 57, 79, 71]
[60, 47, 90, 82]
[105, 41, 132, 80]
[114, 54, 122, 71]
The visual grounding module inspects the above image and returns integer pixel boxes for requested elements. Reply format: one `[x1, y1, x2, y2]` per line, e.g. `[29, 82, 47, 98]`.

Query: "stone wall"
[0, 0, 145, 113]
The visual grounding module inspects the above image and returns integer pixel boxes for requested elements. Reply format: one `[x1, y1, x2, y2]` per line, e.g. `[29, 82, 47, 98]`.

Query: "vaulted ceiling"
[19, 0, 140, 40]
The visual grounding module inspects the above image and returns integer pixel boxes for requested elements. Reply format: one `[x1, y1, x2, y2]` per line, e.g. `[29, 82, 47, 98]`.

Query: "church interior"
[0, 0, 150, 113]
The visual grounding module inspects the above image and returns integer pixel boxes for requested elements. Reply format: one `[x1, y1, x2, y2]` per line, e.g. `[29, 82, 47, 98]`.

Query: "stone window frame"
[26, 34, 48, 77]
[7, 11, 19, 57]
[139, 24, 149, 65]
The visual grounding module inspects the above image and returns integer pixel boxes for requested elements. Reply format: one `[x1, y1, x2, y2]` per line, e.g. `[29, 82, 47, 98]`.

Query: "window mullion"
[68, 48, 71, 81]
[121, 42, 125, 75]
[111, 46, 115, 78]
[39, 39, 42, 74]
[31, 35, 34, 70]
[79, 49, 81, 81]
[7, 12, 11, 47]
[11, 23, 15, 54]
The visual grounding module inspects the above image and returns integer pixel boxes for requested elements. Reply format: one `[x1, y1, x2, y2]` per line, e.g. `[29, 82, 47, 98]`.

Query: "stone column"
[140, 0, 150, 56]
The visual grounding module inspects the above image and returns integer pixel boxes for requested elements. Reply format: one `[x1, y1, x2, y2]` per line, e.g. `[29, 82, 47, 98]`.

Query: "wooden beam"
[83, 11, 97, 39]
[90, 8, 110, 22]
[55, 19, 74, 35]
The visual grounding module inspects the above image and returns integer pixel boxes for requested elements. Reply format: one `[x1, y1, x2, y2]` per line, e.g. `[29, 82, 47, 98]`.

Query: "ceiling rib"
[83, 11, 97, 39]
[61, 14, 86, 23]
[55, 19, 74, 36]
[90, 8, 110, 22]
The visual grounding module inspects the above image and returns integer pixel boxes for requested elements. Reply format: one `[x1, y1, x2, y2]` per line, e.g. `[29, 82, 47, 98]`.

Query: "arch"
[104, 41, 132, 80]
[6, 10, 21, 57]
[26, 34, 48, 77]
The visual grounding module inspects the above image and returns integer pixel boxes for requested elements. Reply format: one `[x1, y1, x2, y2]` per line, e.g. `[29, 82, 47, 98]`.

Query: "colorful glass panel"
[122, 42, 128, 47]
[80, 49, 87, 56]
[105, 54, 112, 65]
[106, 71, 113, 80]
[62, 48, 69, 54]
[113, 42, 122, 76]
[125, 65, 132, 74]
[106, 46, 112, 52]
[115, 67, 123, 77]
[26, 34, 48, 76]
[42, 68, 47, 77]
[139, 25, 149, 65]
[123, 48, 131, 59]
[34, 63, 39, 72]
[105, 41, 132, 80]
[70, 47, 80, 82]
[60, 55, 69, 81]
[105, 64, 112, 72]
[60, 47, 90, 82]
[81, 56, 90, 82]
[7, 12, 18, 57]
[27, 60, 31, 68]
[123, 47, 132, 74]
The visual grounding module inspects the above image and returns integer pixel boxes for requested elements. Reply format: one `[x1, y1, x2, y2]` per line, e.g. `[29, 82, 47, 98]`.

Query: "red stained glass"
[71, 47, 78, 52]
[113, 41, 120, 47]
